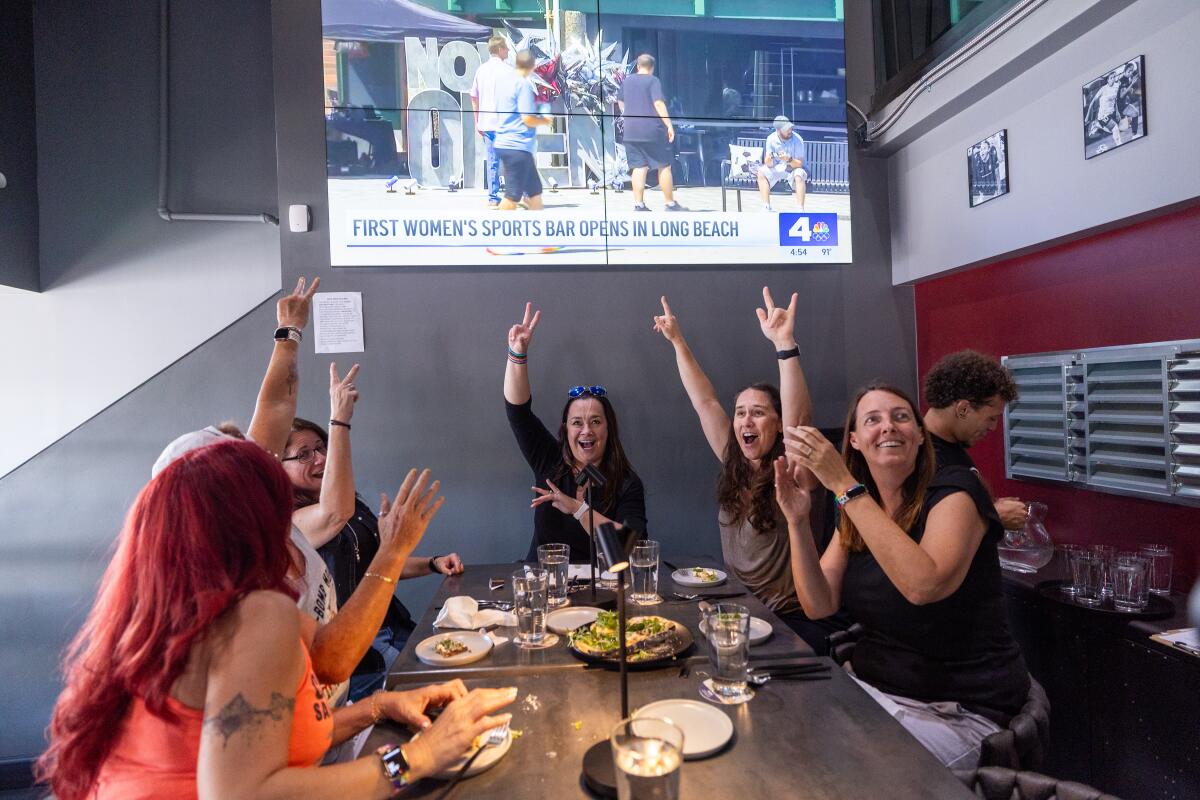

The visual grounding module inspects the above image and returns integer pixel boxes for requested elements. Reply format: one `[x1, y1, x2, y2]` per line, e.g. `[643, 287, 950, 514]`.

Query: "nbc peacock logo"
[812, 221, 831, 242]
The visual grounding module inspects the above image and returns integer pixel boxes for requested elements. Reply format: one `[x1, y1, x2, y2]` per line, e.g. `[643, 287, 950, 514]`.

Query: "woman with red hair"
[37, 439, 515, 799]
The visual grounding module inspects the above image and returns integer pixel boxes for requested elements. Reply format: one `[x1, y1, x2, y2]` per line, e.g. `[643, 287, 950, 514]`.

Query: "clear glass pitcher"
[998, 501, 1054, 573]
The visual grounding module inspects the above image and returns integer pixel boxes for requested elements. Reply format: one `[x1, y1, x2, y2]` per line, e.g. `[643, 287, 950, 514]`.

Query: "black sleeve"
[610, 473, 648, 536]
[651, 77, 665, 105]
[926, 466, 1003, 540]
[505, 398, 562, 483]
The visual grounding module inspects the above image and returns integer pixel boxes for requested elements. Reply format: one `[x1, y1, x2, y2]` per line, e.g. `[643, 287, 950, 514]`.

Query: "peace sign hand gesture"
[755, 286, 798, 349]
[508, 302, 541, 354]
[651, 295, 685, 345]
[277, 276, 320, 330]
[329, 362, 359, 423]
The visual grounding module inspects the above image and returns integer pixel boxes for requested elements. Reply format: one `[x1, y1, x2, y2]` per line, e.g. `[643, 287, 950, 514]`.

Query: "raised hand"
[784, 426, 853, 493]
[377, 469, 445, 559]
[651, 295, 684, 345]
[277, 276, 320, 330]
[773, 456, 812, 524]
[508, 302, 541, 355]
[328, 362, 359, 423]
[530, 478, 583, 516]
[755, 286, 798, 349]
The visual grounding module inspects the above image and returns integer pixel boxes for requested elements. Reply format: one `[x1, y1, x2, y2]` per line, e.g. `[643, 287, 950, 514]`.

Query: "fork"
[474, 599, 513, 611]
[433, 721, 510, 799]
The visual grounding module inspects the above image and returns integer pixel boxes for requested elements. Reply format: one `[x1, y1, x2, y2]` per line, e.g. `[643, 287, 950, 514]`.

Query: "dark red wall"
[915, 204, 1200, 590]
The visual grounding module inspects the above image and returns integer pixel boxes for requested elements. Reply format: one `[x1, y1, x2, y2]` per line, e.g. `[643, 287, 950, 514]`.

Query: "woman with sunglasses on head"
[504, 302, 646, 560]
[282, 366, 463, 703]
[651, 289, 848, 652]
[775, 385, 1028, 768]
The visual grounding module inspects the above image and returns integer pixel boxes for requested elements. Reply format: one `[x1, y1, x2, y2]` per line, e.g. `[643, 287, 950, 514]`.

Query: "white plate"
[634, 699, 734, 759]
[672, 567, 727, 588]
[700, 615, 773, 646]
[547, 606, 602, 634]
[415, 630, 494, 666]
[413, 726, 513, 779]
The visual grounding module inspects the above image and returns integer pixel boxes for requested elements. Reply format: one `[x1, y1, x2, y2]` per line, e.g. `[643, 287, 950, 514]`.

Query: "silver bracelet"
[573, 501, 590, 521]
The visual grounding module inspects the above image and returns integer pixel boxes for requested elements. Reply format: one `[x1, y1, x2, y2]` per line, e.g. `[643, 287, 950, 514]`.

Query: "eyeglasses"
[282, 442, 327, 464]
[568, 385, 607, 398]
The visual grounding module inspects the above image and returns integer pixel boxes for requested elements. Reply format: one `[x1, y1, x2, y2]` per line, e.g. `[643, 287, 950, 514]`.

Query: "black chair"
[954, 767, 1121, 800]
[827, 626, 1050, 771]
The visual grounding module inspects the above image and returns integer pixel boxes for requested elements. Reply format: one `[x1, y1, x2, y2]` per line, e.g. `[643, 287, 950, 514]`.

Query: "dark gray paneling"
[0, 0, 39, 292]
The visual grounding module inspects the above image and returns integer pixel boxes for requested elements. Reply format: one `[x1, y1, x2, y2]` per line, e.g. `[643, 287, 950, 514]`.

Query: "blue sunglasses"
[568, 385, 607, 398]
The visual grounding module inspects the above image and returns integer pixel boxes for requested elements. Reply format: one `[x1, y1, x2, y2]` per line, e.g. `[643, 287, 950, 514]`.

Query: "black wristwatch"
[376, 742, 412, 791]
[428, 556, 442, 575]
[274, 325, 302, 344]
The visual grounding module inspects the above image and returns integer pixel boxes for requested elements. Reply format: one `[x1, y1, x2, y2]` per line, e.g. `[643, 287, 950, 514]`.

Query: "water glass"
[1112, 554, 1149, 612]
[629, 540, 662, 605]
[1138, 544, 1173, 595]
[1057, 544, 1086, 594]
[538, 544, 570, 607]
[706, 603, 751, 701]
[595, 547, 618, 590]
[610, 716, 684, 800]
[512, 567, 548, 645]
[1090, 544, 1117, 597]
[1070, 551, 1103, 607]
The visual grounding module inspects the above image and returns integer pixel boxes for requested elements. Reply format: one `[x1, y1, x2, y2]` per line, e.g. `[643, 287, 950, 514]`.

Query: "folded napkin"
[433, 596, 517, 630]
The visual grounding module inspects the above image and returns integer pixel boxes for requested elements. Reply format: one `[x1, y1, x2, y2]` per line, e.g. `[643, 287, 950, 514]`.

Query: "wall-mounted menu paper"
[313, 291, 364, 354]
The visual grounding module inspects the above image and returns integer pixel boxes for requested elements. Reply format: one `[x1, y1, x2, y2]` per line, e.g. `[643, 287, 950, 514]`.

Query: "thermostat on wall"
[288, 204, 311, 233]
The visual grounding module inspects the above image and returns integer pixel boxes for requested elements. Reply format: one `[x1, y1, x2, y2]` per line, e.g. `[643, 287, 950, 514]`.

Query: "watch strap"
[835, 483, 869, 507]
[376, 742, 412, 792]
[775, 345, 800, 360]
[274, 326, 302, 344]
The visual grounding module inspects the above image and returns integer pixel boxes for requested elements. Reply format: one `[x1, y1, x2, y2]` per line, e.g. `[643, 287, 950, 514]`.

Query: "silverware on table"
[433, 721, 510, 799]
[670, 591, 747, 602]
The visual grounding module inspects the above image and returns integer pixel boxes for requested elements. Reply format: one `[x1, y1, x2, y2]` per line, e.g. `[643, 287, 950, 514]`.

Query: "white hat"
[151, 426, 233, 477]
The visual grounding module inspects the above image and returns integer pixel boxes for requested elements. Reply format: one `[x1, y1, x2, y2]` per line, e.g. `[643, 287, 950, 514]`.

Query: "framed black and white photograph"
[967, 129, 1009, 208]
[1082, 55, 1146, 159]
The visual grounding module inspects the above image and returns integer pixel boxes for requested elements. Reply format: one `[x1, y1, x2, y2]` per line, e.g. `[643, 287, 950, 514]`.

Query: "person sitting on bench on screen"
[758, 116, 807, 212]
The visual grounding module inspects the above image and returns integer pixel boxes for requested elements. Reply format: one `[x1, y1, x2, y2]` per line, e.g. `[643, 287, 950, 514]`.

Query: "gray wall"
[0, 0, 39, 292]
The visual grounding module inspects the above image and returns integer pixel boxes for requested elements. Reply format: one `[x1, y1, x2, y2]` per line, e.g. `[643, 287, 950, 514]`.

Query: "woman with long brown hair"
[503, 302, 646, 560]
[37, 439, 515, 799]
[651, 288, 845, 651]
[777, 384, 1029, 769]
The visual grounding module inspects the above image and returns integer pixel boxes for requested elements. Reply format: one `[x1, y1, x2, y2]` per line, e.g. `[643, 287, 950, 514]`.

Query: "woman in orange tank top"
[37, 440, 514, 799]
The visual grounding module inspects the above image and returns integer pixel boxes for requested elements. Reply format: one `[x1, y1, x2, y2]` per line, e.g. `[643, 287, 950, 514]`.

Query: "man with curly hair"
[922, 349, 1028, 529]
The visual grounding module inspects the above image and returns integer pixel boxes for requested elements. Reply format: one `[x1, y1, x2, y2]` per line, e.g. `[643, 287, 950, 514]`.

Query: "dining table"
[369, 557, 976, 798]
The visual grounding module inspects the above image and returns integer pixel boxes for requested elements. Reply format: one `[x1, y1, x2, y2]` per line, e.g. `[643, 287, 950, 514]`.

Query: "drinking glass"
[1090, 544, 1117, 598]
[1057, 544, 1086, 595]
[1138, 544, 1173, 596]
[512, 567, 548, 645]
[1112, 554, 1149, 612]
[595, 547, 618, 591]
[706, 603, 752, 701]
[538, 544, 570, 608]
[610, 716, 684, 800]
[1070, 551, 1103, 607]
[629, 540, 662, 605]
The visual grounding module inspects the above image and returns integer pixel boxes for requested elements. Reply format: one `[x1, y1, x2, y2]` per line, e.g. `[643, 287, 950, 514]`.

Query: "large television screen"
[321, 0, 851, 266]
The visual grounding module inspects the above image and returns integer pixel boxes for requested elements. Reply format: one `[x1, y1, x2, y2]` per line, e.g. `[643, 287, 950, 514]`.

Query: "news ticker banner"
[329, 209, 849, 266]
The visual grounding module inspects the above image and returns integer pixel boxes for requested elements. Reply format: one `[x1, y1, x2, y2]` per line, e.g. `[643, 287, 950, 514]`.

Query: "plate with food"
[672, 567, 727, 588]
[567, 610, 693, 669]
[411, 722, 513, 778]
[415, 631, 493, 666]
[700, 615, 773, 646]
[547, 605, 602, 635]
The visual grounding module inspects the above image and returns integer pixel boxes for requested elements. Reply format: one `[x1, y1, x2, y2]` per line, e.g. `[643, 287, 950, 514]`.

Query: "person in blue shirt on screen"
[757, 116, 808, 212]
[493, 50, 553, 211]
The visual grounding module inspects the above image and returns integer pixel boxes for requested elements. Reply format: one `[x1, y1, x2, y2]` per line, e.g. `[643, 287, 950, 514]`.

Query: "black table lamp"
[582, 522, 638, 798]
[576, 463, 606, 604]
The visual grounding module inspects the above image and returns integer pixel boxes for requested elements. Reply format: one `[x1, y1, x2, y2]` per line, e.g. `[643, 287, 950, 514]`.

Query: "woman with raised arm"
[652, 288, 844, 652]
[775, 384, 1029, 768]
[37, 439, 516, 800]
[504, 302, 647, 560]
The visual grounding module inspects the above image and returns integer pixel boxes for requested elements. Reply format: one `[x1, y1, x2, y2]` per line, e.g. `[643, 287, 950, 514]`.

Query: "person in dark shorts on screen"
[617, 54, 686, 212]
[494, 50, 553, 211]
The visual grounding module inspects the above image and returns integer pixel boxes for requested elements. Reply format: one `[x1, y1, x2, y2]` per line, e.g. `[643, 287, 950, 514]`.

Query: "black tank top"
[842, 466, 1029, 725]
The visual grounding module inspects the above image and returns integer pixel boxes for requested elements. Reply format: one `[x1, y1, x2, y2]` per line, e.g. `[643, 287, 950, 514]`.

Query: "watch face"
[274, 327, 289, 340]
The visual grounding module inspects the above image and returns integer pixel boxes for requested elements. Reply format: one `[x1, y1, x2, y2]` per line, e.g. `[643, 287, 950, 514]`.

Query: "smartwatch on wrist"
[376, 743, 412, 792]
[775, 345, 800, 360]
[273, 326, 302, 344]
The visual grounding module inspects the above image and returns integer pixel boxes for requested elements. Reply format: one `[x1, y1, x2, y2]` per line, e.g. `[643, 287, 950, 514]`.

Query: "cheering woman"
[652, 289, 846, 651]
[38, 439, 515, 799]
[777, 385, 1029, 768]
[504, 302, 647, 560]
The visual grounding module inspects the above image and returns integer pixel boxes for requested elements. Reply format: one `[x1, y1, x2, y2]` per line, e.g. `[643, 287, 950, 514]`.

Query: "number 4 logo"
[787, 217, 812, 242]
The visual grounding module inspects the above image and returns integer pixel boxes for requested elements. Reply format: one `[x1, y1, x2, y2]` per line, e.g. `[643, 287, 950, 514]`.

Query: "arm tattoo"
[204, 692, 294, 747]
[286, 362, 298, 397]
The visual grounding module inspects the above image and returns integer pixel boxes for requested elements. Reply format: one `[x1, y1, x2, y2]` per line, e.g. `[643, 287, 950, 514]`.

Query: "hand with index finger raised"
[651, 295, 684, 344]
